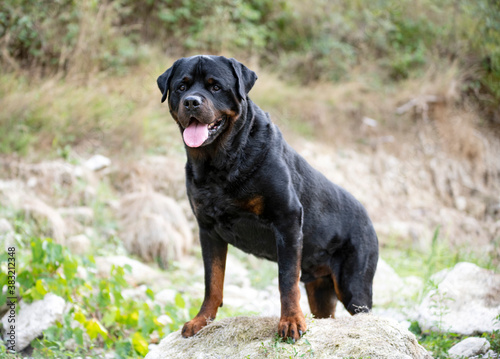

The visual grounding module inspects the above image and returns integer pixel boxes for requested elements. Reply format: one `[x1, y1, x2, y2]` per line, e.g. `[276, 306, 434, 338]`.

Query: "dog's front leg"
[274, 206, 307, 342]
[182, 228, 227, 337]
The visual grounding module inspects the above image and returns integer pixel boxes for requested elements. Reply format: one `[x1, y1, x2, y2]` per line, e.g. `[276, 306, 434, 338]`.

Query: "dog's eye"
[178, 84, 186, 91]
[212, 85, 221, 92]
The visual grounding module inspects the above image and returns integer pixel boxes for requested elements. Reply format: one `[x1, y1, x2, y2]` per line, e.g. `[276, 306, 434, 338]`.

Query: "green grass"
[382, 228, 500, 357]
[409, 323, 463, 359]
[381, 227, 499, 282]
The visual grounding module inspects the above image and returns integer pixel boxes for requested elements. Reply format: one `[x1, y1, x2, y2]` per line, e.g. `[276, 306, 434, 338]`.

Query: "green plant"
[426, 280, 454, 333]
[415, 331, 462, 359]
[0, 237, 193, 357]
[409, 321, 463, 359]
[0, 0, 140, 75]
[482, 314, 500, 352]
[258, 332, 314, 358]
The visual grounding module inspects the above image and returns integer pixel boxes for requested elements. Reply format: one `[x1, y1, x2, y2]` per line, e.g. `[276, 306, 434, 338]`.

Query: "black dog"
[157, 55, 378, 342]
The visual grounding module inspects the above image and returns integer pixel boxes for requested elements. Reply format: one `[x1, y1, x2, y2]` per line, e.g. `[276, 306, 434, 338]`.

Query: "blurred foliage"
[0, 0, 499, 118]
[0, 237, 192, 357]
[409, 321, 463, 359]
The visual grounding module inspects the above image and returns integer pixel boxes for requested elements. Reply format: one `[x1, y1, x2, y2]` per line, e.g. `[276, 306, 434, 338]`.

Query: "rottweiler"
[157, 55, 379, 342]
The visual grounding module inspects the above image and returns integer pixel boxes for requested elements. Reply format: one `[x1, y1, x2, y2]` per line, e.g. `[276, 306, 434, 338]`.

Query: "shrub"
[0, 237, 188, 357]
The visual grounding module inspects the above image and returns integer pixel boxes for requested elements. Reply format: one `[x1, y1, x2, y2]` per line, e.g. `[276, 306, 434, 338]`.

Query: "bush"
[1, 0, 499, 124]
[0, 237, 189, 357]
[0, 0, 137, 75]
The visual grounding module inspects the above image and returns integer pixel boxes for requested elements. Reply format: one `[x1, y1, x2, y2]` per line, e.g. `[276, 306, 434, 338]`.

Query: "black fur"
[157, 55, 379, 339]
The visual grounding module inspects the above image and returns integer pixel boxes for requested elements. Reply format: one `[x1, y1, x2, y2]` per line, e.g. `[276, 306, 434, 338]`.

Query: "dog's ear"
[229, 58, 258, 100]
[157, 60, 180, 103]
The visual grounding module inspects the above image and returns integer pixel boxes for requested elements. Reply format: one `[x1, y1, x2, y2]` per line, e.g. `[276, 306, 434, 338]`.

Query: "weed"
[482, 314, 500, 352]
[0, 237, 193, 357]
[258, 332, 314, 359]
[415, 331, 463, 359]
[382, 225, 497, 287]
[426, 279, 453, 332]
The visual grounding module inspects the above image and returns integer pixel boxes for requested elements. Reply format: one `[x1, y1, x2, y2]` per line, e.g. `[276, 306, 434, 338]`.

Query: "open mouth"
[207, 117, 225, 135]
[183, 116, 226, 148]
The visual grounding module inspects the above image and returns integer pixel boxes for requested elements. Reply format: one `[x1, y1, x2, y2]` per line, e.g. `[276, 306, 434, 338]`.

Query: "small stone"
[156, 314, 172, 326]
[67, 234, 91, 256]
[84, 154, 111, 171]
[27, 177, 38, 188]
[0, 218, 14, 234]
[448, 337, 490, 358]
[0, 218, 15, 250]
[362, 117, 378, 127]
[154, 289, 176, 306]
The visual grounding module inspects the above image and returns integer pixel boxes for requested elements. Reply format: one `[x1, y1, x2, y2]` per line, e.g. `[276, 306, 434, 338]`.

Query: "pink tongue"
[183, 121, 209, 147]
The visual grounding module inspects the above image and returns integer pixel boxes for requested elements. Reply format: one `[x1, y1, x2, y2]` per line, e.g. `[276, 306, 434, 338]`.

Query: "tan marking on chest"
[239, 195, 265, 216]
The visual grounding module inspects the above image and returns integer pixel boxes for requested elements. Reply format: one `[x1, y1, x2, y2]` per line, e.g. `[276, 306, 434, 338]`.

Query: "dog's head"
[157, 55, 257, 148]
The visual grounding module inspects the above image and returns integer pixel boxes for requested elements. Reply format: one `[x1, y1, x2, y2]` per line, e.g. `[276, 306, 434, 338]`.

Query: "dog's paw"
[181, 317, 209, 337]
[278, 313, 307, 343]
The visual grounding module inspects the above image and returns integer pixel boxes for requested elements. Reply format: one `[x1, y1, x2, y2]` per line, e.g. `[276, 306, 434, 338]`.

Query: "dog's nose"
[183, 96, 202, 110]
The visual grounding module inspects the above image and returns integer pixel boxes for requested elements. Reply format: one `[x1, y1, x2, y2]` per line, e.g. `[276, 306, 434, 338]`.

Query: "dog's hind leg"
[331, 236, 378, 315]
[305, 275, 338, 318]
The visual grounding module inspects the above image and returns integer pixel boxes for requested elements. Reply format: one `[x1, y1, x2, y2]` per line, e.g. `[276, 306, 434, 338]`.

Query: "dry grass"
[109, 155, 187, 200]
[0, 158, 98, 207]
[0, 53, 180, 157]
[117, 191, 193, 268]
[0, 183, 66, 244]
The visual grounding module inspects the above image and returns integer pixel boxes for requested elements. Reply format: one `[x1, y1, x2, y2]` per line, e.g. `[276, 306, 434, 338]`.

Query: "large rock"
[146, 315, 431, 359]
[417, 262, 500, 334]
[1, 293, 65, 352]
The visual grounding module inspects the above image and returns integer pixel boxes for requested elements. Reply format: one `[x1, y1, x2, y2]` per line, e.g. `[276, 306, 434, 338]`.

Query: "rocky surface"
[1, 293, 65, 352]
[146, 314, 431, 359]
[417, 262, 500, 335]
[448, 337, 491, 359]
[1, 141, 499, 355]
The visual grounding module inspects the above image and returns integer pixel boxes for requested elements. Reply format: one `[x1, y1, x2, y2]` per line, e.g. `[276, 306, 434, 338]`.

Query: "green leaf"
[63, 256, 78, 282]
[74, 312, 87, 325]
[146, 288, 155, 300]
[132, 331, 149, 356]
[138, 308, 157, 335]
[17, 271, 35, 290]
[73, 327, 84, 347]
[31, 238, 45, 263]
[123, 264, 132, 273]
[175, 293, 185, 309]
[124, 311, 139, 326]
[35, 279, 48, 296]
[85, 319, 108, 340]
[103, 307, 118, 327]
[115, 340, 133, 358]
[47, 242, 64, 264]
